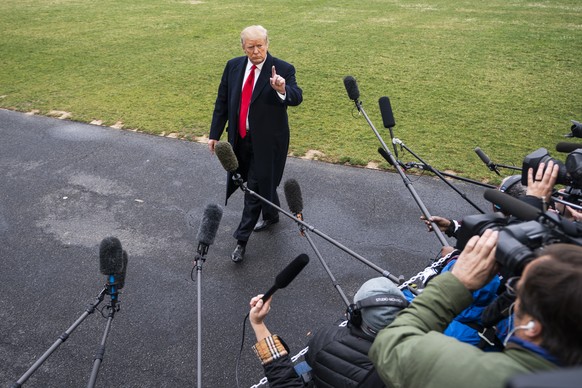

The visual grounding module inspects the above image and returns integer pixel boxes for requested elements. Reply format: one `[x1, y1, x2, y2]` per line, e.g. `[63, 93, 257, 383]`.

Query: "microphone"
[99, 237, 124, 276]
[556, 142, 582, 154]
[474, 147, 501, 176]
[483, 189, 539, 221]
[262, 254, 310, 301]
[343, 76, 360, 102]
[196, 204, 223, 256]
[118, 250, 128, 290]
[378, 96, 396, 128]
[284, 179, 303, 217]
[214, 141, 239, 174]
[378, 147, 409, 170]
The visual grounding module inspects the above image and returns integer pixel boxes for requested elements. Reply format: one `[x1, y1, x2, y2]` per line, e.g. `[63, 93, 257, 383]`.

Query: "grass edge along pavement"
[1, 0, 581, 185]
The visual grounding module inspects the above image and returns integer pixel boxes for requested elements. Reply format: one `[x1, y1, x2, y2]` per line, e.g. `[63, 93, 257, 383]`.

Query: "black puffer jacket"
[305, 320, 385, 388]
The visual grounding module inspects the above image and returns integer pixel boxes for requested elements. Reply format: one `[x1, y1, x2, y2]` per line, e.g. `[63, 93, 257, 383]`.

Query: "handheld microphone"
[99, 237, 124, 276]
[262, 254, 310, 301]
[343, 76, 360, 102]
[196, 204, 223, 256]
[474, 147, 501, 176]
[483, 189, 539, 221]
[214, 141, 239, 174]
[378, 96, 396, 129]
[556, 141, 582, 154]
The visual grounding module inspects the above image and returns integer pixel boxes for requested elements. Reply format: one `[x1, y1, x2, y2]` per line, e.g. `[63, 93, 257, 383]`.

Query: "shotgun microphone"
[484, 189, 539, 221]
[214, 141, 239, 174]
[284, 179, 303, 217]
[556, 142, 582, 154]
[475, 147, 501, 176]
[262, 254, 310, 301]
[99, 237, 124, 276]
[378, 96, 396, 129]
[343, 76, 360, 101]
[196, 204, 223, 256]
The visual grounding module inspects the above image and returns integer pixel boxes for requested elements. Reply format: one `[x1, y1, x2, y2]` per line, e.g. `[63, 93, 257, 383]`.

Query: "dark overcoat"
[209, 52, 303, 204]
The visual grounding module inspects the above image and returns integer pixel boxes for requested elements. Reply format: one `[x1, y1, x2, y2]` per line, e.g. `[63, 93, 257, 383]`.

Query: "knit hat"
[353, 277, 407, 335]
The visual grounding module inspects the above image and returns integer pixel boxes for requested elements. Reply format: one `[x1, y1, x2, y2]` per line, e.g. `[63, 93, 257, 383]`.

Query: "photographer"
[248, 278, 409, 387]
[369, 230, 582, 387]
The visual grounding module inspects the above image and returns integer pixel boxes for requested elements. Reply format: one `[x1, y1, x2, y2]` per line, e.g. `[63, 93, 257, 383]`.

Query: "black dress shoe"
[231, 244, 246, 263]
[253, 218, 279, 232]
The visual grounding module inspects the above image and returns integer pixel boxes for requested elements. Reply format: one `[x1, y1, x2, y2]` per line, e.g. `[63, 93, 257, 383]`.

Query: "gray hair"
[240, 25, 269, 45]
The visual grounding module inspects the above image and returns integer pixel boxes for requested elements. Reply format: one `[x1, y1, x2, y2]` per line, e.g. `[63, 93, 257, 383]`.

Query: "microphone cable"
[235, 312, 251, 388]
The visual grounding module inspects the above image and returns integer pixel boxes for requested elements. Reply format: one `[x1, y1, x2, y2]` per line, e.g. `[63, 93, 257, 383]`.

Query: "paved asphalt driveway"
[0, 109, 491, 387]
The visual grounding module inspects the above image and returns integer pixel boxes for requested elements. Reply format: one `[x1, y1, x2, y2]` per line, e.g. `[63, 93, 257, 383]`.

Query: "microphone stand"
[231, 175, 419, 295]
[349, 100, 449, 247]
[391, 138, 486, 214]
[193, 249, 207, 388]
[10, 288, 107, 388]
[87, 277, 120, 388]
[295, 219, 351, 307]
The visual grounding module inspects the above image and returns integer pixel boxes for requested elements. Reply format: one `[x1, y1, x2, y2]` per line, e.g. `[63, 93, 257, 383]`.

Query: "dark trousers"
[233, 134, 280, 242]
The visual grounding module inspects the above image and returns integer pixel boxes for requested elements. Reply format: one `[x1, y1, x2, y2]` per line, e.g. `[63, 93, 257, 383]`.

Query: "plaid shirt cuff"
[252, 335, 288, 365]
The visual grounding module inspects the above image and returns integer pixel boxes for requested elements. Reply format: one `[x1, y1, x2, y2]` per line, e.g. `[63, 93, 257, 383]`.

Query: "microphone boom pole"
[404, 161, 497, 189]
[343, 77, 448, 247]
[392, 138, 486, 214]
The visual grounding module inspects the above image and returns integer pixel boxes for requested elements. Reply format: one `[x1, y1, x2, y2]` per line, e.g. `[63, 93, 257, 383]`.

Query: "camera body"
[457, 210, 582, 279]
[521, 147, 582, 191]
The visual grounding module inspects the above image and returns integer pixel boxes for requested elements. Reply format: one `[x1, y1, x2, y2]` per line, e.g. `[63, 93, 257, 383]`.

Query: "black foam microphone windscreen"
[343, 76, 360, 101]
[99, 237, 124, 275]
[284, 179, 303, 215]
[378, 96, 396, 128]
[214, 141, 239, 173]
[474, 147, 492, 165]
[556, 142, 582, 154]
[118, 250, 128, 289]
[196, 204, 223, 248]
[262, 254, 310, 301]
[484, 189, 539, 221]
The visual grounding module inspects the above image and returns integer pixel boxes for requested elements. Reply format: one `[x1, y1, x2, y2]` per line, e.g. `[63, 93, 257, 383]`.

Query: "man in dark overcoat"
[208, 25, 303, 262]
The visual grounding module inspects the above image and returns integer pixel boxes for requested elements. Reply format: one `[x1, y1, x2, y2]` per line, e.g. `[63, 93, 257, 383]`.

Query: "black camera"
[455, 213, 508, 251]
[457, 210, 582, 279]
[521, 148, 568, 185]
[521, 147, 582, 189]
[568, 120, 582, 138]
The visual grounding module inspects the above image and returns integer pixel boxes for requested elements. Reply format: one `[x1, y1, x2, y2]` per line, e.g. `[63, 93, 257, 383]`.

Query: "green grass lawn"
[1, 0, 581, 184]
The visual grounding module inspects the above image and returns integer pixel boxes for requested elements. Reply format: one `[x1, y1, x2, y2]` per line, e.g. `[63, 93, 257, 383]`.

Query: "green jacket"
[369, 272, 557, 388]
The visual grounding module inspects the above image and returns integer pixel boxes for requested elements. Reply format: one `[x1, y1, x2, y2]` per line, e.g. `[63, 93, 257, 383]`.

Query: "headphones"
[346, 294, 409, 327]
[494, 175, 522, 211]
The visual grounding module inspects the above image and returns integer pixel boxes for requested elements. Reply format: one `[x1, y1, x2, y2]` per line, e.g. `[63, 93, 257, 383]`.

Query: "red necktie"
[239, 65, 257, 139]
